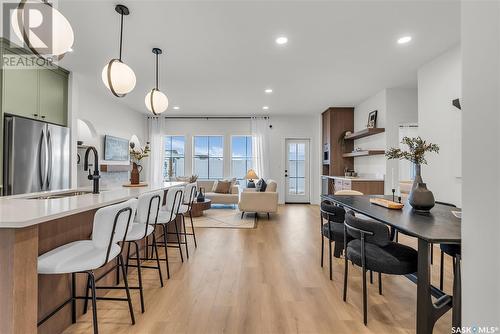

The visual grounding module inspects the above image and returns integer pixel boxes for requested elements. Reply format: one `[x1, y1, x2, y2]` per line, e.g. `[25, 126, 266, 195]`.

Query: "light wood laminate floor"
[64, 204, 454, 334]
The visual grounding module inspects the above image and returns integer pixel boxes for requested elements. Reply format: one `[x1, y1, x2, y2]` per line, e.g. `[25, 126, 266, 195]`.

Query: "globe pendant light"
[11, 0, 74, 59]
[145, 48, 169, 115]
[101, 4, 136, 97]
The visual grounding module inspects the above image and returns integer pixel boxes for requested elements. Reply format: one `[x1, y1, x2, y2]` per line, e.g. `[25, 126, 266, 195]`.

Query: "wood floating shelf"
[342, 150, 385, 158]
[344, 128, 385, 140]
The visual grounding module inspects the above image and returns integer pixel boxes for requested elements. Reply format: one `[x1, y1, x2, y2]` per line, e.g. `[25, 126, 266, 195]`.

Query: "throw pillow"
[255, 178, 263, 192]
[214, 180, 231, 194]
[212, 180, 219, 192]
[259, 179, 267, 192]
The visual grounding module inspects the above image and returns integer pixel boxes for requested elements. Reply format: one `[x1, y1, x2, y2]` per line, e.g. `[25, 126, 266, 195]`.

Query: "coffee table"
[190, 199, 212, 217]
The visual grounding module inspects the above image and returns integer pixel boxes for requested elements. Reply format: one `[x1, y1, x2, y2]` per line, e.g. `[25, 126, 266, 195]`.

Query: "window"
[164, 136, 185, 180]
[231, 136, 253, 180]
[193, 136, 223, 179]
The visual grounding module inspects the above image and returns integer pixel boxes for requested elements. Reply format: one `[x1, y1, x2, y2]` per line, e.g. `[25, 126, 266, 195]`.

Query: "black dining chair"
[435, 201, 461, 291]
[343, 210, 418, 325]
[320, 200, 348, 280]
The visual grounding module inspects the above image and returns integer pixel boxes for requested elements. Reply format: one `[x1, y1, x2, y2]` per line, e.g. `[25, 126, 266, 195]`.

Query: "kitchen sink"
[27, 191, 94, 200]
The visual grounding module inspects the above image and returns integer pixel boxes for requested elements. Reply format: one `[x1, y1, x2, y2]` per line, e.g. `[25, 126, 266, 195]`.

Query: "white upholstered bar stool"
[177, 183, 198, 257]
[123, 189, 164, 313]
[37, 199, 138, 334]
[155, 186, 184, 279]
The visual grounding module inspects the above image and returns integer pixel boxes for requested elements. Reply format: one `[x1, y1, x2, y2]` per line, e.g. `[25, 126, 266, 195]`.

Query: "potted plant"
[386, 137, 439, 212]
[129, 142, 150, 185]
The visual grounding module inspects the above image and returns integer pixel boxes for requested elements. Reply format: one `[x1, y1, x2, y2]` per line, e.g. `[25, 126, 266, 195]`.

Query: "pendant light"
[10, 0, 74, 59]
[101, 4, 136, 97]
[145, 48, 169, 115]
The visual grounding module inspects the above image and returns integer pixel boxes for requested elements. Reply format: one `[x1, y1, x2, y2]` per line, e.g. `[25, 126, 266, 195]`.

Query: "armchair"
[238, 179, 278, 219]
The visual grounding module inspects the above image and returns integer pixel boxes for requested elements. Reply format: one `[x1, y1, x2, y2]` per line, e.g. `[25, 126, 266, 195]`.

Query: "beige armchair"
[239, 180, 278, 219]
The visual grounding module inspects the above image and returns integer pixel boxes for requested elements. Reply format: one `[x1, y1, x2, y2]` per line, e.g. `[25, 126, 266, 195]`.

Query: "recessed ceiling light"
[262, 106, 269, 110]
[265, 89, 273, 94]
[173, 106, 180, 110]
[275, 36, 288, 45]
[397, 36, 412, 44]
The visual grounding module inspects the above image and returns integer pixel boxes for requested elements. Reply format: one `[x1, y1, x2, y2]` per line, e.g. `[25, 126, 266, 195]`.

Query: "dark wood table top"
[321, 195, 461, 244]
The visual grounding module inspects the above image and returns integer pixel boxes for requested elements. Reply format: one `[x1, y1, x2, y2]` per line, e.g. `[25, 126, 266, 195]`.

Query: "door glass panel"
[296, 178, 305, 194]
[289, 178, 297, 194]
[297, 143, 305, 160]
[297, 161, 305, 177]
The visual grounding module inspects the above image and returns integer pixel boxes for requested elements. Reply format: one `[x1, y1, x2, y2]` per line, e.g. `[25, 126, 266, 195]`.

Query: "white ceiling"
[57, 0, 460, 116]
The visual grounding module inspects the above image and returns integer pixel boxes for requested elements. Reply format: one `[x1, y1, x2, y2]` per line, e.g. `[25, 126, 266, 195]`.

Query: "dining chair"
[320, 200, 347, 280]
[343, 210, 418, 325]
[435, 201, 461, 291]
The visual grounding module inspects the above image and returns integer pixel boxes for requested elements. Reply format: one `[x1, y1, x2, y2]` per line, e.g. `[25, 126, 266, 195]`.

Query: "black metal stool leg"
[153, 233, 164, 287]
[162, 224, 171, 279]
[83, 274, 91, 314]
[174, 218, 184, 262]
[189, 210, 197, 248]
[370, 270, 373, 284]
[328, 240, 332, 280]
[343, 255, 348, 302]
[133, 241, 145, 313]
[87, 271, 98, 334]
[125, 242, 131, 275]
[118, 254, 135, 325]
[182, 215, 189, 259]
[362, 269, 368, 325]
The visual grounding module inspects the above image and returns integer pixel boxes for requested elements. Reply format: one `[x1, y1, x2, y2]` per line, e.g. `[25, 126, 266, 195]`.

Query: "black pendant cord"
[119, 12, 124, 61]
[155, 53, 159, 90]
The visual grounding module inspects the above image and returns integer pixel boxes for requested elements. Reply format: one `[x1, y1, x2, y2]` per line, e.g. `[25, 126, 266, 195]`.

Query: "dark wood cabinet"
[321, 107, 354, 176]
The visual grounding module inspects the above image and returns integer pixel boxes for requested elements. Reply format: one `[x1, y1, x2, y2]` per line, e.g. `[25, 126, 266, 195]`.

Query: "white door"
[285, 139, 310, 203]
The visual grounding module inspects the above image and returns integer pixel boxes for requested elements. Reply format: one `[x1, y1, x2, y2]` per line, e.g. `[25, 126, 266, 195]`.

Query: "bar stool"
[155, 186, 184, 279]
[178, 183, 198, 257]
[37, 199, 138, 334]
[123, 190, 164, 313]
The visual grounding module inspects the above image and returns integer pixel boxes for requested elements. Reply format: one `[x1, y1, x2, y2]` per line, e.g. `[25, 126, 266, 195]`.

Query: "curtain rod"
[153, 116, 270, 120]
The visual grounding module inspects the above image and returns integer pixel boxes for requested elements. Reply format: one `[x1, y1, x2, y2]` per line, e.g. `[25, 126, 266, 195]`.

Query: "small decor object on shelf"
[367, 110, 378, 128]
[245, 169, 258, 188]
[129, 142, 150, 185]
[386, 136, 440, 212]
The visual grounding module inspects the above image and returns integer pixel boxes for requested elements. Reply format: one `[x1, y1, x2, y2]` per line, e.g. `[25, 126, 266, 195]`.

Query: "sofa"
[196, 180, 239, 205]
[238, 179, 278, 217]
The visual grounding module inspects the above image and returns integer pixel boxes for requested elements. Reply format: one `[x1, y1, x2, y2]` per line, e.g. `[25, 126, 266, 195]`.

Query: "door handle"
[285, 174, 288, 177]
[38, 130, 45, 189]
[46, 130, 52, 188]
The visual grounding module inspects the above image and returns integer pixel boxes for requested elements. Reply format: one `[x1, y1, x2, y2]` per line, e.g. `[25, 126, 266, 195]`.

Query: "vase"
[130, 162, 143, 185]
[408, 182, 435, 212]
[412, 163, 424, 190]
[196, 187, 205, 202]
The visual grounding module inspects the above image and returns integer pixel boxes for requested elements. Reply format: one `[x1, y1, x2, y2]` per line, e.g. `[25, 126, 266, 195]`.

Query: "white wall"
[162, 115, 321, 205]
[418, 46, 462, 206]
[462, 1, 500, 327]
[353, 88, 418, 193]
[69, 73, 146, 188]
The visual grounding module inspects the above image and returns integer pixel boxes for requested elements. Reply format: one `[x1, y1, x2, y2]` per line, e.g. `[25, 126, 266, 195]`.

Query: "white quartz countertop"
[321, 175, 384, 182]
[0, 182, 186, 229]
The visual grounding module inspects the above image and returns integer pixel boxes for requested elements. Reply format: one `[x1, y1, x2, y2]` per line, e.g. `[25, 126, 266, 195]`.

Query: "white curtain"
[251, 117, 271, 180]
[147, 117, 165, 187]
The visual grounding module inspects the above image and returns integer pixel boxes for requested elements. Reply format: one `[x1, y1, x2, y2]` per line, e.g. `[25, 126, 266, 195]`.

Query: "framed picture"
[367, 110, 378, 128]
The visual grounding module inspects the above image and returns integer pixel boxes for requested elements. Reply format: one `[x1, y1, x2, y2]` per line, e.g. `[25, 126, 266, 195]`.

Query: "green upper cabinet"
[2, 64, 39, 119]
[0, 38, 70, 126]
[39, 68, 68, 125]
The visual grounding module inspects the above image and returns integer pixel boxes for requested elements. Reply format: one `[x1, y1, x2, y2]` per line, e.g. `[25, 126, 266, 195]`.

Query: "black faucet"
[84, 146, 101, 194]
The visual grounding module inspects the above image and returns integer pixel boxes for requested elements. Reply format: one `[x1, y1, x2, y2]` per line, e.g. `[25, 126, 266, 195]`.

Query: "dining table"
[321, 194, 461, 334]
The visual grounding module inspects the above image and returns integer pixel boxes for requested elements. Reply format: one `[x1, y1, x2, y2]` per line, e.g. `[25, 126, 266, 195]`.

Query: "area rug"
[191, 207, 256, 229]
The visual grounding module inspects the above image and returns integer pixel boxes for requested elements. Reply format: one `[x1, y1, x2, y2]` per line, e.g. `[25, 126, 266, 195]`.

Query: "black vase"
[196, 187, 205, 202]
[408, 182, 435, 213]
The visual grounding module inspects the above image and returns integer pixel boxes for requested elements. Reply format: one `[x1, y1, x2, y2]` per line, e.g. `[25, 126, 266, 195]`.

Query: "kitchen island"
[0, 182, 185, 334]
[321, 175, 384, 195]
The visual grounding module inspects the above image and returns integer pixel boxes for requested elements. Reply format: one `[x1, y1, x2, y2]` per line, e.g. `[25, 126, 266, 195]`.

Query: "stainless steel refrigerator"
[3, 116, 70, 195]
